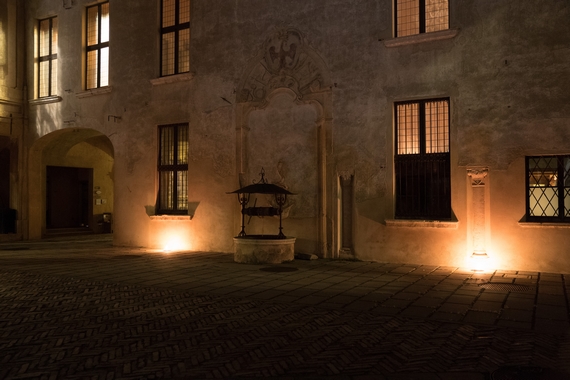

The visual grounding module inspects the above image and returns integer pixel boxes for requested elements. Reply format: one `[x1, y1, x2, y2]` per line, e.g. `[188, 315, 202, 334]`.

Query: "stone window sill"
[150, 215, 192, 221]
[29, 96, 63, 105]
[150, 72, 194, 86]
[76, 86, 112, 99]
[386, 219, 458, 229]
[383, 29, 459, 48]
[518, 222, 570, 229]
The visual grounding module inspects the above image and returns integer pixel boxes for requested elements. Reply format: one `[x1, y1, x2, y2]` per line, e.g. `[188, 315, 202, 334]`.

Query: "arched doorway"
[28, 129, 114, 239]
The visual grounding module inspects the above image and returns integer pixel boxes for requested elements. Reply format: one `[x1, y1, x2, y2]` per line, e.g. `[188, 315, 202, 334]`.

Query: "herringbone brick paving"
[0, 236, 569, 379]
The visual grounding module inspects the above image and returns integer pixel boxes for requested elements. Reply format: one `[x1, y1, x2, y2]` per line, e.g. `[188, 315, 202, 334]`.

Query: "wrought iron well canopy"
[227, 168, 294, 239]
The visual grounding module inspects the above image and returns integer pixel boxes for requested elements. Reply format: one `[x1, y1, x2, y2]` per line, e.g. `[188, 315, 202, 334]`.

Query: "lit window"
[86, 2, 109, 89]
[161, 0, 190, 76]
[526, 156, 570, 222]
[157, 124, 189, 214]
[38, 16, 58, 97]
[395, 99, 451, 219]
[396, 0, 449, 37]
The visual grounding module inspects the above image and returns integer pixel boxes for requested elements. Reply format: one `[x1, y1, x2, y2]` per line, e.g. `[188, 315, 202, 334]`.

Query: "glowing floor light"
[161, 234, 190, 253]
[468, 251, 497, 273]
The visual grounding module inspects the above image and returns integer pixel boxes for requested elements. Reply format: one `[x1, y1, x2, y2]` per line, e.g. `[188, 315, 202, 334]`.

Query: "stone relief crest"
[237, 28, 330, 103]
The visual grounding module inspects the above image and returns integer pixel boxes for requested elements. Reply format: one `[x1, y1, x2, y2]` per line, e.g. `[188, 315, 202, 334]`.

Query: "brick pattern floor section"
[0, 236, 569, 379]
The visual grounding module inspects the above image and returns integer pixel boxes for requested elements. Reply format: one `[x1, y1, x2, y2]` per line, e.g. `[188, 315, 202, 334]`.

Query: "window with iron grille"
[395, 0, 449, 37]
[157, 124, 189, 214]
[161, 0, 190, 77]
[86, 2, 109, 89]
[526, 155, 570, 222]
[38, 16, 58, 98]
[395, 99, 451, 220]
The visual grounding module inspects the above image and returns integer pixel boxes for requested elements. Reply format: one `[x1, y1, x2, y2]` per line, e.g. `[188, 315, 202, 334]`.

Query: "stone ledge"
[29, 96, 63, 105]
[386, 219, 458, 229]
[383, 29, 459, 47]
[150, 72, 194, 86]
[76, 86, 112, 98]
[149, 215, 192, 221]
[518, 222, 570, 228]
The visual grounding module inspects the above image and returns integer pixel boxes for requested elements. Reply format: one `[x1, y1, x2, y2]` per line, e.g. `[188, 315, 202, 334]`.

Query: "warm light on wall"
[160, 233, 191, 253]
[465, 251, 500, 273]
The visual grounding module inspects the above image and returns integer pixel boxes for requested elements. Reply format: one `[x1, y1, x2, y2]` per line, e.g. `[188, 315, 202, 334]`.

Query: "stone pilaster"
[467, 168, 489, 258]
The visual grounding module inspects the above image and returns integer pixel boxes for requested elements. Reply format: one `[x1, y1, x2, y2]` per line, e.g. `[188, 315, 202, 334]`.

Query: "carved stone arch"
[235, 28, 333, 257]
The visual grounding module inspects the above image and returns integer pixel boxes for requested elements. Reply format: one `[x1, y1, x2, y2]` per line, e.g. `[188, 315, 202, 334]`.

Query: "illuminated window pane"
[396, 0, 449, 37]
[161, 0, 190, 76]
[397, 0, 419, 37]
[52, 17, 58, 48]
[86, 50, 98, 89]
[162, 0, 175, 27]
[100, 2, 110, 43]
[179, 0, 190, 23]
[395, 99, 451, 220]
[527, 155, 570, 221]
[425, 100, 449, 153]
[177, 171, 188, 210]
[100, 47, 109, 87]
[86, 2, 109, 89]
[38, 16, 57, 98]
[39, 19, 50, 56]
[87, 6, 99, 46]
[161, 33, 175, 76]
[39, 61, 49, 97]
[158, 124, 189, 214]
[426, 0, 449, 33]
[178, 28, 190, 73]
[178, 125, 189, 164]
[159, 171, 174, 210]
[396, 103, 419, 154]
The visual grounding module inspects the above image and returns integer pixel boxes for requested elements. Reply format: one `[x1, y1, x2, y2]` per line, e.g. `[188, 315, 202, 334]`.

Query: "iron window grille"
[157, 124, 189, 215]
[160, 0, 190, 77]
[395, 99, 451, 220]
[38, 17, 58, 98]
[526, 155, 570, 222]
[86, 2, 109, 89]
[395, 0, 449, 37]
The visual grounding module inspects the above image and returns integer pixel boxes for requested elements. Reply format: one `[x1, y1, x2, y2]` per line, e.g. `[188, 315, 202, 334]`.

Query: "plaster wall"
[19, 0, 570, 271]
[0, 0, 25, 241]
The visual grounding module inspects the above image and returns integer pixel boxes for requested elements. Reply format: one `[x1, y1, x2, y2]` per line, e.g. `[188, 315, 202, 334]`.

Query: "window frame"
[526, 155, 570, 223]
[395, 0, 449, 38]
[38, 16, 58, 98]
[85, 1, 110, 89]
[157, 123, 189, 215]
[160, 0, 190, 77]
[394, 98, 451, 220]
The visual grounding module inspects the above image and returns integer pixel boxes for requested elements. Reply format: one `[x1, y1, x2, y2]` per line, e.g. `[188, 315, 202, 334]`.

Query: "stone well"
[233, 236, 296, 264]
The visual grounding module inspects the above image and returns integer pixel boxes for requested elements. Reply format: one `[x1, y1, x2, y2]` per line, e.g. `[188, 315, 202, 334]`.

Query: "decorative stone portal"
[235, 27, 333, 257]
[228, 169, 296, 264]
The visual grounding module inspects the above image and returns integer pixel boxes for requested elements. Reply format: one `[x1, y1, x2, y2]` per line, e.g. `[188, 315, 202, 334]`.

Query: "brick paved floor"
[0, 236, 569, 379]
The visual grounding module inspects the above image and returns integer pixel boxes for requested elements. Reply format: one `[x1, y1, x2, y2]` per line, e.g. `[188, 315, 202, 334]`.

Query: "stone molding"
[235, 27, 333, 257]
[29, 96, 63, 106]
[467, 167, 488, 187]
[383, 29, 459, 48]
[518, 222, 570, 228]
[149, 215, 192, 221]
[150, 72, 194, 86]
[385, 219, 459, 229]
[236, 28, 332, 105]
[75, 86, 112, 99]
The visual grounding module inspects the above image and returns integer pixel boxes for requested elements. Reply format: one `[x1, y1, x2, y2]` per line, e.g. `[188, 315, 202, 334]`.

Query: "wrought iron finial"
[254, 167, 268, 184]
